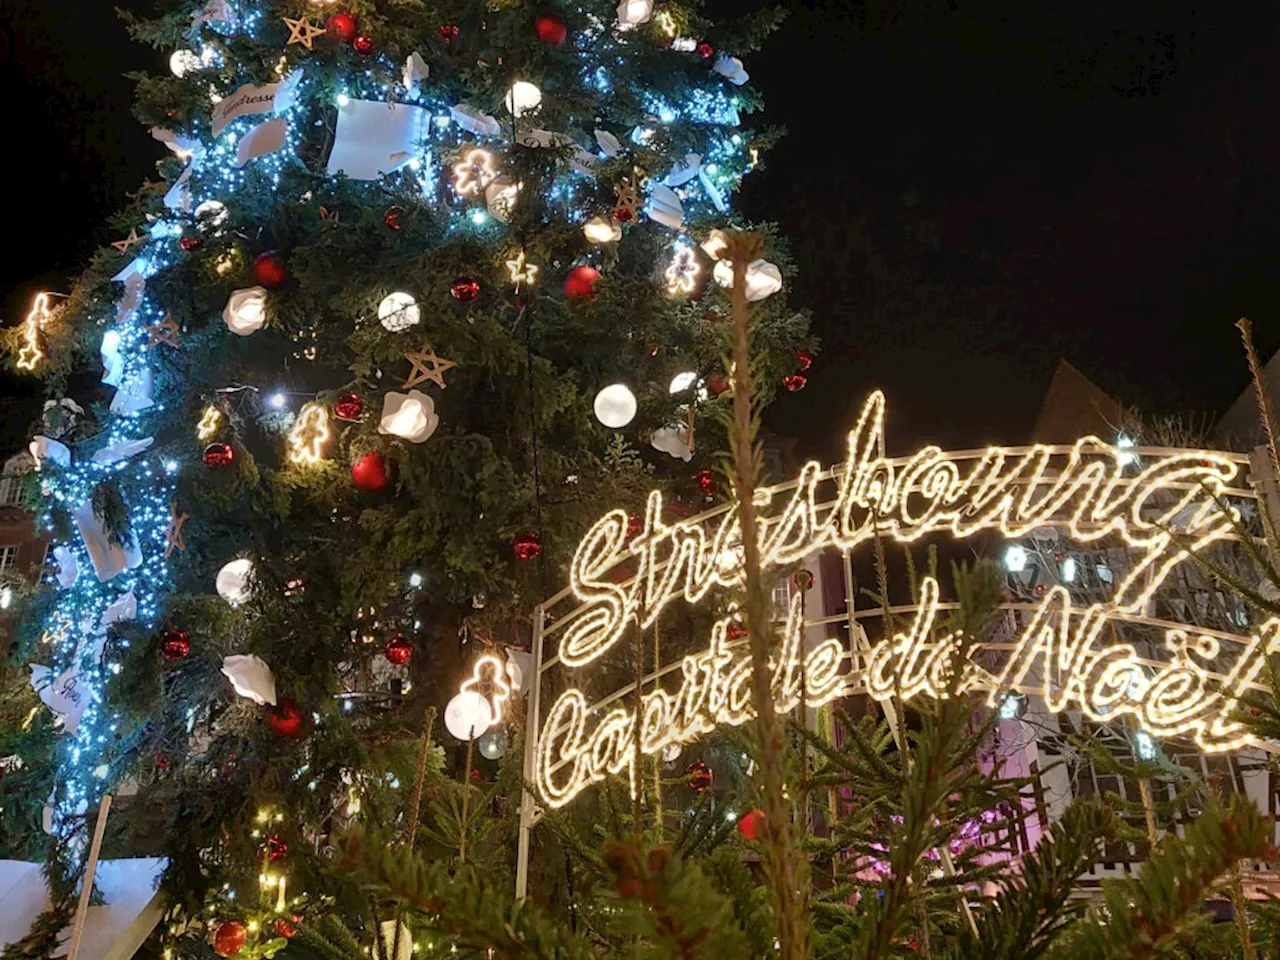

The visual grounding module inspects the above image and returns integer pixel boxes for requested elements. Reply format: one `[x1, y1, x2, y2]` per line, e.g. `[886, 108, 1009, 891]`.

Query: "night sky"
[3, 0, 1278, 461]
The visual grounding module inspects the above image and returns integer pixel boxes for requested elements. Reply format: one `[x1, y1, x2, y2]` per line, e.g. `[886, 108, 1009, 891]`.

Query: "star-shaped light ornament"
[505, 250, 538, 290]
[16, 292, 54, 372]
[111, 228, 144, 254]
[402, 347, 456, 390]
[319, 206, 340, 223]
[164, 501, 189, 559]
[284, 16, 326, 48]
[287, 402, 331, 464]
[196, 405, 222, 441]
[144, 315, 180, 350]
[451, 148, 497, 197]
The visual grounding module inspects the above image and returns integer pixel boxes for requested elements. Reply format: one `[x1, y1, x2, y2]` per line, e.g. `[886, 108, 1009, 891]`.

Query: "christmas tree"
[4, 0, 1279, 955]
[0, 0, 809, 954]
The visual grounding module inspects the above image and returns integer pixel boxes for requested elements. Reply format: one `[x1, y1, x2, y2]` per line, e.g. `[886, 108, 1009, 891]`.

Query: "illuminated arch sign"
[528, 391, 1277, 809]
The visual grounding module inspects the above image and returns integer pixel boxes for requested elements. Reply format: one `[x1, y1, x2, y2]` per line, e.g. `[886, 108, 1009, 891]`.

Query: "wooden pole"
[67, 793, 113, 960]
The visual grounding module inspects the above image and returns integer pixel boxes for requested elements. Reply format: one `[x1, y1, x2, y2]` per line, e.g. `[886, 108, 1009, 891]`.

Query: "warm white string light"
[196, 405, 222, 441]
[532, 390, 1268, 808]
[17, 292, 53, 372]
[286, 403, 330, 464]
[451, 148, 496, 197]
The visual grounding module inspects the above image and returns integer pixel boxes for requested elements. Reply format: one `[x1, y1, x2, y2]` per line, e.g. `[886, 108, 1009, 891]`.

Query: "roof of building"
[1028, 358, 1124, 444]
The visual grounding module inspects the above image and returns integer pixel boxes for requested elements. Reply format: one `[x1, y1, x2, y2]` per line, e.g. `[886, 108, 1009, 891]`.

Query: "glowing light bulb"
[268, 393, 286, 409]
[1003, 544, 1027, 573]
[593, 384, 637, 429]
[504, 81, 542, 117]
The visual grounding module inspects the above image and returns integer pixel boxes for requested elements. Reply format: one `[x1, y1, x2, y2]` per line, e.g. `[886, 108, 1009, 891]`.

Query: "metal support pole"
[515, 605, 546, 901]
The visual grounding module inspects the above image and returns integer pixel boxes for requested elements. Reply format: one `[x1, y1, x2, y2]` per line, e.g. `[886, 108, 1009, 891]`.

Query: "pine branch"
[941, 802, 1113, 960]
[1047, 795, 1274, 960]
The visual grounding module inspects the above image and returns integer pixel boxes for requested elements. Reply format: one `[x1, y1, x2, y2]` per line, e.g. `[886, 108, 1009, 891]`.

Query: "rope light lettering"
[530, 391, 1270, 808]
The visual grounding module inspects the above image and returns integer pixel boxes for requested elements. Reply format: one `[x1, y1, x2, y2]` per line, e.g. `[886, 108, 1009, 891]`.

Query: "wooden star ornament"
[403, 346, 456, 390]
[144, 315, 180, 350]
[164, 501, 189, 559]
[111, 228, 144, 254]
[284, 16, 326, 48]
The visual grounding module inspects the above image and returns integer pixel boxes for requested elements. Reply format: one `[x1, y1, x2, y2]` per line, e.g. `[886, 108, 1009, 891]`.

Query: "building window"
[770, 578, 792, 621]
[0, 546, 17, 572]
[0, 476, 26, 508]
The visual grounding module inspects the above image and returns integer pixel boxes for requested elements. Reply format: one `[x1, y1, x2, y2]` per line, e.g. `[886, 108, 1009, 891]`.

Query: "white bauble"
[216, 557, 254, 604]
[378, 292, 420, 332]
[504, 81, 542, 117]
[445, 691, 493, 740]
[593, 384, 637, 429]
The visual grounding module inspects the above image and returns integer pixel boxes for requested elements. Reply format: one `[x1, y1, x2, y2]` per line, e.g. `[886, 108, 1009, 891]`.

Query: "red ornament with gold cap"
[384, 633, 412, 665]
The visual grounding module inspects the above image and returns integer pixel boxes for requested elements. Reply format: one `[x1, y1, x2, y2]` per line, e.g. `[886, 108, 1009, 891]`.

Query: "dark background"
[3, 0, 1278, 460]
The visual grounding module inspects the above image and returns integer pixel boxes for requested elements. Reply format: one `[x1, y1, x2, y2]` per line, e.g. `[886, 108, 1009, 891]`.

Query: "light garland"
[532, 390, 1268, 808]
[196, 405, 222, 440]
[17, 292, 53, 372]
[663, 243, 701, 295]
[459, 654, 512, 724]
[451, 148, 496, 197]
[286, 403, 330, 464]
[506, 250, 538, 288]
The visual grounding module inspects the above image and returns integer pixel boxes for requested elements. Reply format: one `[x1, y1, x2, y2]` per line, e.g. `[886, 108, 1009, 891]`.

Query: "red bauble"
[685, 760, 713, 792]
[782, 374, 807, 392]
[626, 514, 643, 539]
[274, 919, 296, 939]
[351, 450, 389, 493]
[450, 275, 481, 302]
[264, 835, 288, 862]
[438, 23, 459, 40]
[327, 11, 358, 41]
[792, 569, 815, 591]
[253, 251, 287, 288]
[695, 469, 714, 494]
[696, 41, 714, 59]
[706, 374, 730, 398]
[155, 751, 171, 769]
[353, 34, 375, 56]
[161, 629, 190, 660]
[563, 265, 601, 300]
[737, 808, 766, 841]
[1033, 583, 1047, 598]
[203, 442, 235, 467]
[214, 921, 247, 958]
[726, 621, 748, 641]
[179, 235, 201, 252]
[333, 391, 363, 421]
[795, 348, 813, 371]
[384, 633, 412, 665]
[383, 206, 403, 231]
[513, 532, 542, 561]
[534, 13, 568, 45]
[267, 696, 306, 739]
[613, 206, 635, 223]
